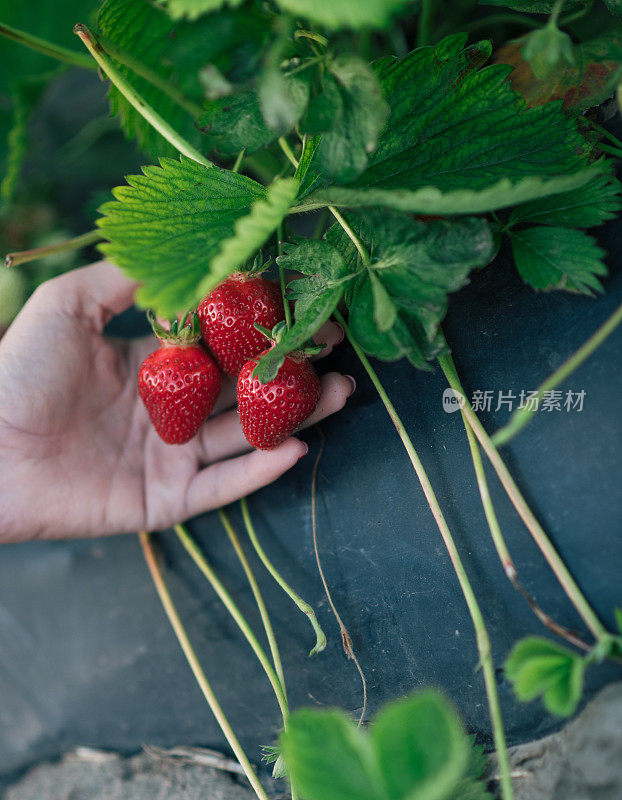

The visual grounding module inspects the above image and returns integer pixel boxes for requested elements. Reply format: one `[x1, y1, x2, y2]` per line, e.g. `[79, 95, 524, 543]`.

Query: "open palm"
[0, 261, 352, 543]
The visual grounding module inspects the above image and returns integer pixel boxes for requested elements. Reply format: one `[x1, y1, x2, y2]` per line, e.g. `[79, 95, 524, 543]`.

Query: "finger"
[297, 372, 355, 429]
[184, 439, 308, 517]
[311, 321, 344, 360]
[31, 260, 139, 331]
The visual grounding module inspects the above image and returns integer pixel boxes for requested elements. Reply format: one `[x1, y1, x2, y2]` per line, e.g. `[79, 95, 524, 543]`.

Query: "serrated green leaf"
[505, 637, 585, 716]
[97, 0, 204, 158]
[509, 171, 622, 228]
[97, 157, 267, 315]
[334, 35, 593, 201]
[510, 226, 607, 295]
[259, 69, 309, 134]
[373, 691, 468, 800]
[479, 0, 581, 11]
[278, 239, 348, 280]
[280, 709, 387, 800]
[201, 177, 300, 296]
[157, 0, 243, 20]
[97, 0, 269, 158]
[303, 54, 389, 182]
[294, 168, 601, 215]
[198, 92, 276, 155]
[272, 0, 410, 30]
[448, 738, 492, 800]
[326, 211, 495, 367]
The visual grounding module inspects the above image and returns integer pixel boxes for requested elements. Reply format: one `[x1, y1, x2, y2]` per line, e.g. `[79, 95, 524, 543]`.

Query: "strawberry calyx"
[253, 320, 324, 359]
[147, 310, 202, 346]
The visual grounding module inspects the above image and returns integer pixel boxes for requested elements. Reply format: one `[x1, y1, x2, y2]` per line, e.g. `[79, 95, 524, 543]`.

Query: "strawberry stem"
[174, 523, 290, 721]
[492, 299, 622, 446]
[218, 508, 288, 696]
[138, 531, 271, 800]
[277, 224, 293, 330]
[434, 354, 608, 643]
[5, 229, 103, 268]
[437, 350, 591, 652]
[0, 21, 96, 70]
[334, 309, 514, 800]
[240, 497, 327, 657]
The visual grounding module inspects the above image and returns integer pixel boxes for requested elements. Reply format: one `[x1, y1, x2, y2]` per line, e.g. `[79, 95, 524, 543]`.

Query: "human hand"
[0, 261, 353, 543]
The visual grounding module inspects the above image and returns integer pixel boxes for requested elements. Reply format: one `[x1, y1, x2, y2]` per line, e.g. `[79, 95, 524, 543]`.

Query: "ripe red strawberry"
[138, 312, 221, 445]
[197, 273, 285, 376]
[237, 350, 321, 450]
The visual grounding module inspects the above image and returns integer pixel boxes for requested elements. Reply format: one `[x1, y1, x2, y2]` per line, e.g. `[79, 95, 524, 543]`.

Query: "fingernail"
[334, 323, 345, 345]
[344, 375, 356, 396]
[299, 441, 309, 457]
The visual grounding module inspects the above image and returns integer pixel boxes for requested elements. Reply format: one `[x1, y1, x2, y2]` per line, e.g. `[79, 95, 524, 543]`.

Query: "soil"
[5, 682, 622, 800]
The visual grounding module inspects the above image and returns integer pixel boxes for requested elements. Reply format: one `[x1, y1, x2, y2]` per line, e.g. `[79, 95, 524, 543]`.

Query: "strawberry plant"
[3, 1, 622, 799]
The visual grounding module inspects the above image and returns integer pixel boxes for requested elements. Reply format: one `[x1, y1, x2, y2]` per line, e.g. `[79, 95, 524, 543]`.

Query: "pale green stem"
[74, 25, 211, 168]
[174, 524, 289, 721]
[240, 497, 327, 657]
[276, 139, 369, 265]
[5, 229, 104, 268]
[232, 148, 246, 174]
[99, 35, 203, 118]
[216, 511, 300, 800]
[0, 21, 96, 70]
[277, 224, 293, 329]
[549, 0, 566, 26]
[334, 311, 514, 800]
[218, 509, 287, 701]
[138, 532, 270, 800]
[438, 351, 591, 653]
[278, 137, 299, 169]
[492, 300, 622, 447]
[439, 390, 607, 641]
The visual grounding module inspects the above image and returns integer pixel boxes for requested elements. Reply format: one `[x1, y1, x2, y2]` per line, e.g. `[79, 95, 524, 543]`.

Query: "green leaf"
[277, 238, 348, 280]
[615, 608, 622, 635]
[97, 0, 268, 157]
[604, 0, 622, 19]
[345, 35, 591, 198]
[508, 170, 622, 228]
[280, 709, 387, 800]
[254, 239, 350, 381]
[198, 92, 276, 155]
[505, 637, 586, 716]
[479, 0, 581, 11]
[259, 69, 310, 134]
[326, 211, 495, 367]
[254, 284, 345, 382]
[272, 0, 410, 30]
[510, 226, 607, 295]
[97, 157, 268, 315]
[370, 272, 397, 332]
[373, 691, 469, 800]
[302, 54, 389, 182]
[448, 738, 493, 800]
[478, 0, 551, 9]
[294, 168, 601, 215]
[203, 177, 300, 296]
[157, 0, 243, 20]
[97, 0, 207, 158]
